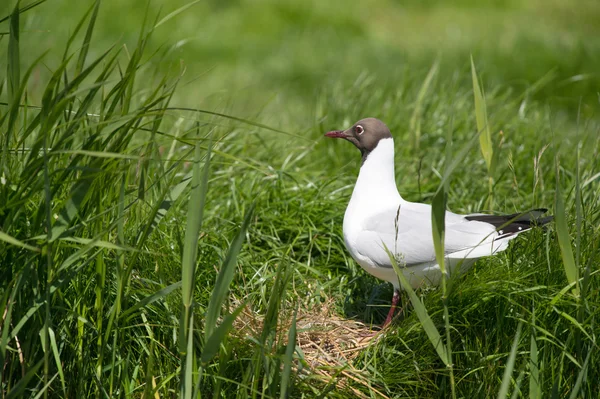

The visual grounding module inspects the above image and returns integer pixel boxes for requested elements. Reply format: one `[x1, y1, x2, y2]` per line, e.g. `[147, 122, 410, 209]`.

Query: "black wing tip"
[535, 215, 554, 226]
[465, 208, 553, 238]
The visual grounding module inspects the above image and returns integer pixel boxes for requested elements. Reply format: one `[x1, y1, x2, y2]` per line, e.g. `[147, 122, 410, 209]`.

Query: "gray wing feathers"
[354, 202, 498, 267]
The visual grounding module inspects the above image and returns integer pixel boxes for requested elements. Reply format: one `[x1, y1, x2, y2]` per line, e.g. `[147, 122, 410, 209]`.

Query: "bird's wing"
[353, 201, 498, 268]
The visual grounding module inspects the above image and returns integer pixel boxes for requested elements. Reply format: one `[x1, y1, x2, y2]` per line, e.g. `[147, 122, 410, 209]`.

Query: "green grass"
[1, 0, 599, 397]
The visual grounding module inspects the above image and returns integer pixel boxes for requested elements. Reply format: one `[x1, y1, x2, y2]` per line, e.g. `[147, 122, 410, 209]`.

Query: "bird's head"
[325, 118, 392, 160]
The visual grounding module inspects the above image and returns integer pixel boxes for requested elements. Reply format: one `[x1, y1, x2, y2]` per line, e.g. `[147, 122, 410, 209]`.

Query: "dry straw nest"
[233, 298, 391, 399]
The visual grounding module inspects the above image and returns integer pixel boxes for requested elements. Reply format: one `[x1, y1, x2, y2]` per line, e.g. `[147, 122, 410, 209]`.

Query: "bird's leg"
[382, 289, 400, 328]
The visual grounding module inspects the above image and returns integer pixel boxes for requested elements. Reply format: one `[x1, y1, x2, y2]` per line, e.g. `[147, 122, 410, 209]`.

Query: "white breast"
[342, 138, 401, 269]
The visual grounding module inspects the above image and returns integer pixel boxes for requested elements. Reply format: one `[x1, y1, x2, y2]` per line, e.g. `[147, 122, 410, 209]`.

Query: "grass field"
[1, 0, 599, 397]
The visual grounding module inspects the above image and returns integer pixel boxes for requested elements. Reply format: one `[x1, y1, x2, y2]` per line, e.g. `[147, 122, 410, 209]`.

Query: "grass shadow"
[342, 276, 398, 326]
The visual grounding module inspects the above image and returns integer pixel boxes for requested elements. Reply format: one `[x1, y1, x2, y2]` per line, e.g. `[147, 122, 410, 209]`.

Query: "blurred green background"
[4, 0, 600, 121]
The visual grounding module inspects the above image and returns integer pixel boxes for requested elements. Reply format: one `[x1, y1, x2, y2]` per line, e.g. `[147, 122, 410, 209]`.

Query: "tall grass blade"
[60, 1, 94, 65]
[50, 177, 93, 241]
[120, 281, 182, 320]
[567, 348, 591, 399]
[0, 230, 40, 252]
[51, 236, 136, 251]
[154, 0, 201, 28]
[553, 308, 593, 342]
[9, 300, 41, 344]
[180, 141, 211, 320]
[205, 203, 255, 340]
[0, 0, 46, 24]
[280, 309, 297, 399]
[251, 260, 292, 398]
[554, 166, 579, 296]
[166, 107, 293, 136]
[471, 56, 494, 209]
[143, 340, 156, 399]
[134, 148, 195, 250]
[2, 0, 20, 174]
[436, 125, 481, 189]
[410, 60, 439, 149]
[0, 50, 41, 173]
[510, 369, 526, 399]
[108, 175, 127, 395]
[201, 303, 246, 364]
[575, 146, 581, 269]
[0, 278, 20, 369]
[179, 140, 211, 397]
[497, 321, 523, 399]
[529, 323, 541, 399]
[7, 1, 20, 103]
[75, 0, 100, 75]
[182, 313, 194, 399]
[384, 244, 449, 365]
[47, 327, 66, 393]
[431, 189, 447, 276]
[180, 141, 211, 309]
[32, 374, 58, 399]
[5, 359, 44, 399]
[149, 155, 194, 233]
[41, 97, 54, 399]
[432, 117, 456, 399]
[471, 56, 493, 172]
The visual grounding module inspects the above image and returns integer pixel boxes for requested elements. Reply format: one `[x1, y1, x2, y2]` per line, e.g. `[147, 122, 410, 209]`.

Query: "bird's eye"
[355, 125, 364, 135]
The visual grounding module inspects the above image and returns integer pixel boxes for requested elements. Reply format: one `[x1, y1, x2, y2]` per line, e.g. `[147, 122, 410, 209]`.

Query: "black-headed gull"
[326, 117, 552, 327]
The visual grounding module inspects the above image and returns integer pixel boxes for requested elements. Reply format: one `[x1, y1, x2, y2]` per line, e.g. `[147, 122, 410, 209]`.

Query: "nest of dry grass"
[232, 298, 391, 399]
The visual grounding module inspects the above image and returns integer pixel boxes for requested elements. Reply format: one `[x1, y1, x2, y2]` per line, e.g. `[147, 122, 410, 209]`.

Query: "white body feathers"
[342, 138, 517, 289]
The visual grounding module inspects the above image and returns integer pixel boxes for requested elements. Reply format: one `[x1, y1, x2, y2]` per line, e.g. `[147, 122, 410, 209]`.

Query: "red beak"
[325, 130, 347, 138]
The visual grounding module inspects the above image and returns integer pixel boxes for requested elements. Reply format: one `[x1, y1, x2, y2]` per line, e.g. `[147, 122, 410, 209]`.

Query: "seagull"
[325, 117, 552, 327]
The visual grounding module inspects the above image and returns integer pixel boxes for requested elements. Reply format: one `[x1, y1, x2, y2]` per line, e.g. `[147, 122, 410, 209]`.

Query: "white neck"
[348, 138, 402, 209]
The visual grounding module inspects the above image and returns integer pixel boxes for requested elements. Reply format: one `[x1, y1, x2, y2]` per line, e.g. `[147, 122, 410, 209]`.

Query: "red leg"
[382, 289, 400, 328]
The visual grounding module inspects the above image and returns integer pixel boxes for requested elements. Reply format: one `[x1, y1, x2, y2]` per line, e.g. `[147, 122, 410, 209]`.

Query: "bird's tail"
[465, 208, 553, 239]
